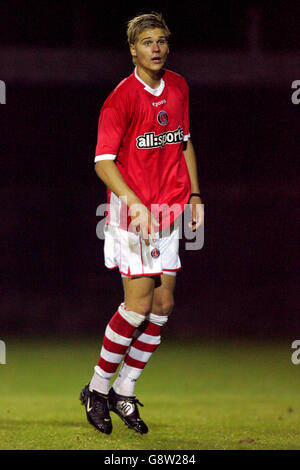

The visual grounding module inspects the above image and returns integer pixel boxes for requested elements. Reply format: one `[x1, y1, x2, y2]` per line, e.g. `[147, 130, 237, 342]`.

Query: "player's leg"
[112, 272, 176, 397]
[108, 273, 175, 432]
[82, 275, 155, 433]
[81, 275, 155, 434]
[111, 220, 179, 405]
[122, 275, 156, 315]
[90, 275, 155, 394]
[106, 275, 157, 434]
[151, 271, 176, 316]
[108, 222, 179, 433]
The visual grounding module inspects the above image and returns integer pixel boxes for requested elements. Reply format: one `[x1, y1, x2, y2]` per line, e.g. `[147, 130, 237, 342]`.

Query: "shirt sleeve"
[94, 94, 128, 163]
[183, 81, 190, 141]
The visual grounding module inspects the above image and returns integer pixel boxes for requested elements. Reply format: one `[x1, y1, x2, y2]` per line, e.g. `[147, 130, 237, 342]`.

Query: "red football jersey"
[95, 67, 191, 230]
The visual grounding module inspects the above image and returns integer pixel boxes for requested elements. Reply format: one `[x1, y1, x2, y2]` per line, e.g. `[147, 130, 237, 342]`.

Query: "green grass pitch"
[0, 337, 299, 450]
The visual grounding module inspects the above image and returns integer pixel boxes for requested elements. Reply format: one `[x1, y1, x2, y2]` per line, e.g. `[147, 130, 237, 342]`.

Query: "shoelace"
[124, 397, 144, 407]
[133, 398, 144, 408]
[94, 400, 105, 412]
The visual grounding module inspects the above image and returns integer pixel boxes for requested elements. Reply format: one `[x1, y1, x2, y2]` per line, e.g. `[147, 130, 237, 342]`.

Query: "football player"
[80, 12, 203, 435]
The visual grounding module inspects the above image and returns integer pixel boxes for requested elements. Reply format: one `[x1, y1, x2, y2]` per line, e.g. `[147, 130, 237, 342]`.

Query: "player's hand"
[188, 195, 204, 231]
[129, 203, 160, 246]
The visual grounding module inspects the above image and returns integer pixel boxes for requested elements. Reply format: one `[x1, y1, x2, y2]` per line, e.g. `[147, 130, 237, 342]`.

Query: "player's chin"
[149, 61, 166, 71]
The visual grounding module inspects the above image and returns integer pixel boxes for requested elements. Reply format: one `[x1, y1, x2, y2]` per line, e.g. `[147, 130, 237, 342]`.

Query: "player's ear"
[130, 43, 137, 62]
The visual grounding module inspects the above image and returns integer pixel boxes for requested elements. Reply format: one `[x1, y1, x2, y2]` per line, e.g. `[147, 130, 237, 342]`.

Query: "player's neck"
[135, 65, 163, 90]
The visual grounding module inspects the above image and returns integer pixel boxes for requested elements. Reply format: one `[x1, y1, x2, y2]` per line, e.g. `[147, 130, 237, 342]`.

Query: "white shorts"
[103, 222, 181, 277]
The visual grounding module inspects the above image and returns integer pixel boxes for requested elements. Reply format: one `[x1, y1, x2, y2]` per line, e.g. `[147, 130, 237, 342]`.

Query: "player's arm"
[95, 160, 159, 244]
[95, 160, 141, 208]
[183, 139, 204, 229]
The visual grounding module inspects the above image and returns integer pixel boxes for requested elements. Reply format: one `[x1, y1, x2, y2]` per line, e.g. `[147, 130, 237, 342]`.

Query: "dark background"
[0, 1, 299, 339]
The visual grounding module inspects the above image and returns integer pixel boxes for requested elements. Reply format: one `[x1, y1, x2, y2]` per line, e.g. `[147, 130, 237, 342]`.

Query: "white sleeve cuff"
[183, 133, 191, 142]
[94, 154, 116, 162]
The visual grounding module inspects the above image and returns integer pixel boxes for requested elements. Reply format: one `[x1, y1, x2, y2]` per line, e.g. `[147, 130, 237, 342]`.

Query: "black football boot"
[80, 384, 112, 435]
[108, 387, 148, 434]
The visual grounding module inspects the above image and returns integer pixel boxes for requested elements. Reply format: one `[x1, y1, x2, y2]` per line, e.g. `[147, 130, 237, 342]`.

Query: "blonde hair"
[127, 12, 171, 46]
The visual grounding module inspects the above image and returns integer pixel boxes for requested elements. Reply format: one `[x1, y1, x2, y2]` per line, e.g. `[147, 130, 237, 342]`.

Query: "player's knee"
[162, 297, 174, 316]
[155, 296, 174, 316]
[133, 300, 152, 316]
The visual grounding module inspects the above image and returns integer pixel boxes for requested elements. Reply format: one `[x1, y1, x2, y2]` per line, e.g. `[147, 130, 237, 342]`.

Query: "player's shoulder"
[102, 73, 136, 109]
[164, 68, 189, 90]
[114, 72, 137, 95]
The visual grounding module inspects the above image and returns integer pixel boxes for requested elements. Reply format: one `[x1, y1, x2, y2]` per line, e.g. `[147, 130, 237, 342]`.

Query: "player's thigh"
[122, 275, 156, 316]
[151, 273, 176, 316]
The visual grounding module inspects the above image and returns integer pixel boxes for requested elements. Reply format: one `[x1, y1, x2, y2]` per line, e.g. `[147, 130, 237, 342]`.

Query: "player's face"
[130, 28, 169, 74]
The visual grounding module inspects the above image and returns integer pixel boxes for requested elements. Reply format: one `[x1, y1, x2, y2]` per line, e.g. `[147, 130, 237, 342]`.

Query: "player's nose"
[152, 42, 160, 53]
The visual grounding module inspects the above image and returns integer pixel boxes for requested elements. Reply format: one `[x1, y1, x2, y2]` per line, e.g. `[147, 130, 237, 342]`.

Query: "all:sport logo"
[136, 126, 184, 149]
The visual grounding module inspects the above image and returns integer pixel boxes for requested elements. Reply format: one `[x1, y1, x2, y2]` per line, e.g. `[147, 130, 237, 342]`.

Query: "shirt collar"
[134, 67, 165, 96]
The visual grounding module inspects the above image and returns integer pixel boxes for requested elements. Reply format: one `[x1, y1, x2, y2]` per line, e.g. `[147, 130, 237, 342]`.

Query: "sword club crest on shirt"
[157, 110, 169, 125]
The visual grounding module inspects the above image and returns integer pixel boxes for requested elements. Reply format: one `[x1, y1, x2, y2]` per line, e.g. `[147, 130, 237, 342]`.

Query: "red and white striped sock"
[113, 313, 168, 396]
[89, 304, 145, 395]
